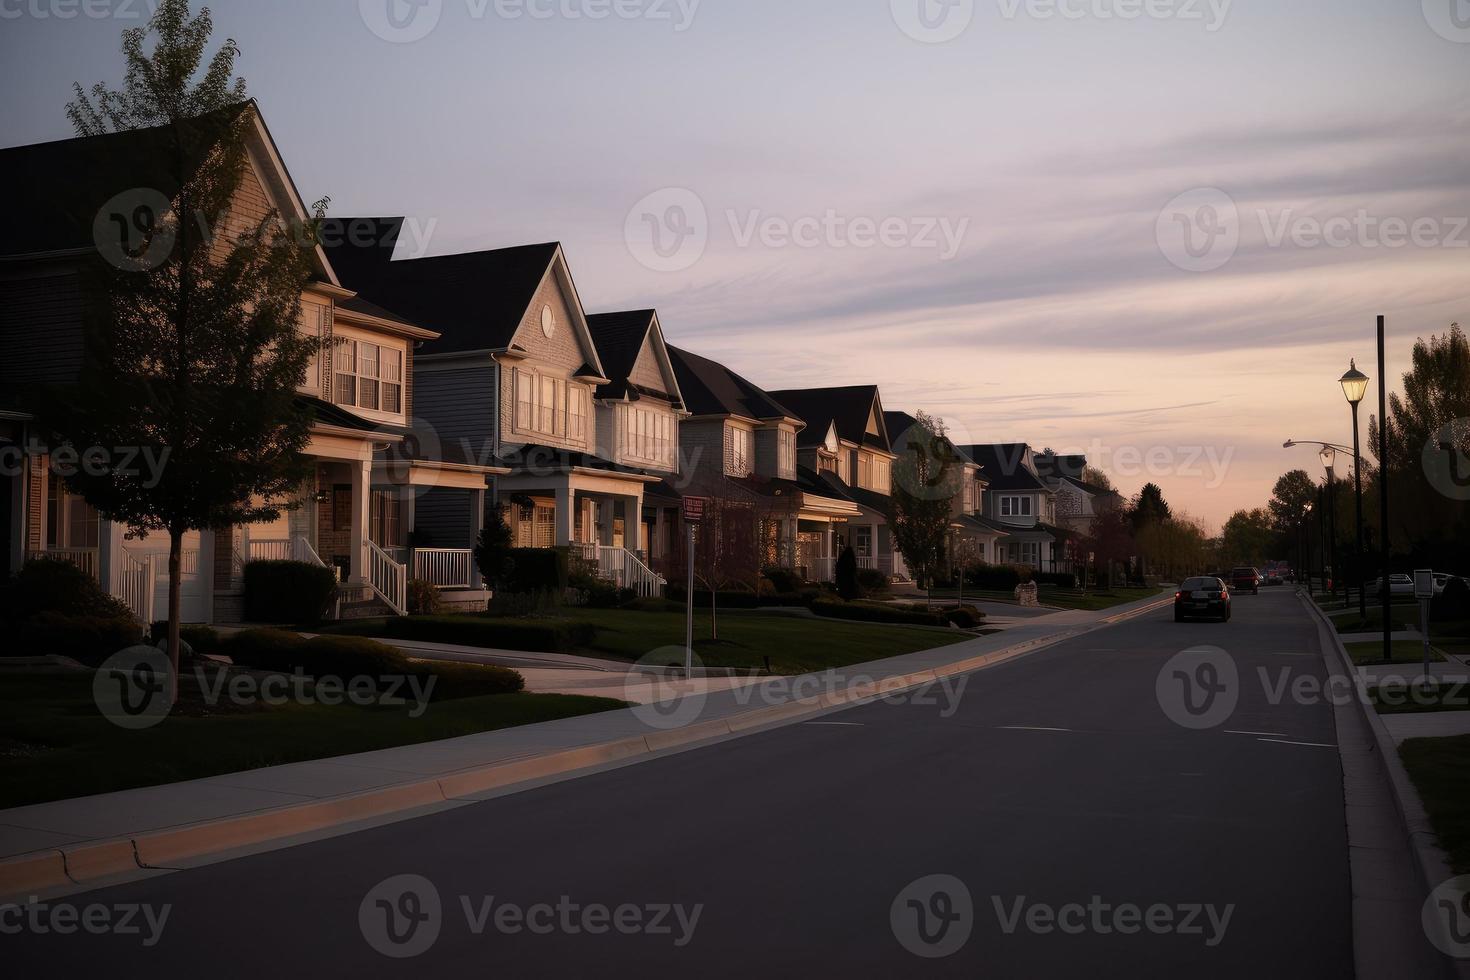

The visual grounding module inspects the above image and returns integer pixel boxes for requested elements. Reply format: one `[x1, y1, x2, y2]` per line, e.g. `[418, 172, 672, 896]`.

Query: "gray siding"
[413, 364, 498, 461]
[413, 488, 473, 549]
[0, 272, 85, 386]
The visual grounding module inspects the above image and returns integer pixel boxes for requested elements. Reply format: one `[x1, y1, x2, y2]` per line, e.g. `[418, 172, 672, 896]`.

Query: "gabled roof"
[767, 386, 890, 452]
[960, 443, 1047, 492]
[667, 346, 800, 424]
[321, 218, 563, 357]
[585, 309, 684, 409]
[1033, 451, 1087, 482]
[884, 410, 978, 467]
[0, 102, 335, 283]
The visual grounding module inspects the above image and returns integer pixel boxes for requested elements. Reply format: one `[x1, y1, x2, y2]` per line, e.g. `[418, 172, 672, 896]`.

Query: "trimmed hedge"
[15, 611, 144, 665]
[330, 615, 597, 654]
[763, 567, 804, 595]
[423, 662, 525, 699]
[243, 560, 338, 623]
[1, 556, 134, 622]
[944, 605, 986, 629]
[810, 599, 946, 627]
[504, 548, 570, 596]
[1036, 572, 1078, 590]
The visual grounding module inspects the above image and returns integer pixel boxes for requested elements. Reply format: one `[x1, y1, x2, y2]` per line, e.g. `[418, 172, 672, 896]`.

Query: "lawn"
[1344, 640, 1447, 665]
[1370, 680, 1470, 714]
[1400, 735, 1470, 875]
[0, 670, 624, 810]
[1037, 588, 1163, 612]
[1330, 608, 1416, 633]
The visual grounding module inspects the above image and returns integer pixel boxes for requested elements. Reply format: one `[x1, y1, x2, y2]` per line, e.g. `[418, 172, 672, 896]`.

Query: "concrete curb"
[1301, 592, 1469, 978]
[0, 593, 1172, 903]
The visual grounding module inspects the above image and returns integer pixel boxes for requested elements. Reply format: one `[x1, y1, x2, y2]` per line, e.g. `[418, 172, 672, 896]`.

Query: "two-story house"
[767, 386, 902, 579]
[1033, 451, 1122, 538]
[959, 443, 1069, 571]
[883, 411, 1006, 572]
[668, 347, 861, 582]
[0, 106, 503, 624]
[323, 222, 668, 596]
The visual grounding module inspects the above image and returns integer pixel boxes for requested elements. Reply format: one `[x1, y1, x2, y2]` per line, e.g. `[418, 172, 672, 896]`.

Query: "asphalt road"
[6, 588, 1353, 978]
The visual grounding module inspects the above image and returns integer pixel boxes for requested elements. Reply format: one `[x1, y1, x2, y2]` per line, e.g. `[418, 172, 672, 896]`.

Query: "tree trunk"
[710, 589, 718, 642]
[167, 527, 183, 702]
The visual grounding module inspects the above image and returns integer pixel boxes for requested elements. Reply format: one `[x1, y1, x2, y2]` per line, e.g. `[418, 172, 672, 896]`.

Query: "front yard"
[1400, 735, 1470, 875]
[324, 606, 969, 675]
[0, 670, 624, 810]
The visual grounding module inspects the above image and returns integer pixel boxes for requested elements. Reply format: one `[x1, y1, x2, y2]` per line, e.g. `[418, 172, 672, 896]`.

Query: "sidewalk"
[1382, 712, 1470, 745]
[0, 592, 1170, 899]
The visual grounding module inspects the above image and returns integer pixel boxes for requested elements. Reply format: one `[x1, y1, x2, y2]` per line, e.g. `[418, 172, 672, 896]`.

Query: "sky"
[2, 0, 1466, 528]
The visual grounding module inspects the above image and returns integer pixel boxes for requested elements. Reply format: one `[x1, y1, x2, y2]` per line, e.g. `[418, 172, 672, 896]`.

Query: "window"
[1000, 495, 1033, 518]
[619, 405, 675, 467]
[872, 457, 891, 494]
[569, 387, 588, 441]
[726, 425, 753, 477]
[857, 453, 871, 489]
[539, 376, 556, 433]
[778, 428, 796, 480]
[514, 369, 585, 442]
[516, 371, 534, 430]
[332, 337, 403, 416]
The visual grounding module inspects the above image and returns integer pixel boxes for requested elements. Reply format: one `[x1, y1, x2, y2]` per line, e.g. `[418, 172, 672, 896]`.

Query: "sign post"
[1415, 570, 1435, 671]
[682, 497, 707, 674]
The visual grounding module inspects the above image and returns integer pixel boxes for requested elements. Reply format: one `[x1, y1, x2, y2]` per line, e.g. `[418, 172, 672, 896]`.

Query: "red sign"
[683, 496, 707, 523]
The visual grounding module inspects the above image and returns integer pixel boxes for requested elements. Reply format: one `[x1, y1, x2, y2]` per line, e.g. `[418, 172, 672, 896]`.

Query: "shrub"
[473, 507, 515, 590]
[763, 567, 804, 595]
[14, 611, 145, 664]
[1036, 572, 1078, 590]
[422, 661, 525, 701]
[242, 561, 338, 623]
[149, 622, 221, 660]
[836, 547, 860, 601]
[1, 556, 133, 623]
[223, 629, 307, 670]
[581, 584, 637, 609]
[809, 598, 946, 626]
[944, 605, 986, 629]
[856, 568, 890, 596]
[486, 591, 562, 618]
[407, 579, 444, 616]
[1433, 577, 1470, 622]
[503, 548, 570, 596]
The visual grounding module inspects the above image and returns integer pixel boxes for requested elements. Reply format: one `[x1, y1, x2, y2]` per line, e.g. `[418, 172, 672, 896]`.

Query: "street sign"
[1415, 569, 1435, 600]
[683, 496, 707, 524]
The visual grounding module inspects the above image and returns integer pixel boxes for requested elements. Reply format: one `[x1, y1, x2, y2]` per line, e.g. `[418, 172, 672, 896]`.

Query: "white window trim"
[331, 324, 407, 423]
[999, 494, 1034, 519]
[726, 424, 754, 478]
[619, 403, 676, 469]
[510, 366, 591, 447]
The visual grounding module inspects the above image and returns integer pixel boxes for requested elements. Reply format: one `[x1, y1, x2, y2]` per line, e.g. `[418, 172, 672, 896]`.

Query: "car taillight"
[1175, 592, 1183, 599]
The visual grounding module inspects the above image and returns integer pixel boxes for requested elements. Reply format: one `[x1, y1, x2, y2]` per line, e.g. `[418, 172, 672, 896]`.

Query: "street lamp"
[1301, 501, 1314, 595]
[1320, 447, 1338, 600]
[1341, 360, 1370, 619]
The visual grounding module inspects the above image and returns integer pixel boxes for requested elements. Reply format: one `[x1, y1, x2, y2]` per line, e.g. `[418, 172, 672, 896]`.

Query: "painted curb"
[1301, 592, 1469, 978]
[0, 593, 1172, 903]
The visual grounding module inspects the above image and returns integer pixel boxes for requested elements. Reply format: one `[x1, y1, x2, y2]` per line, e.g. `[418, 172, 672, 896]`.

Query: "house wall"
[628, 342, 668, 393]
[498, 272, 597, 453]
[415, 364, 498, 455]
[680, 419, 729, 484]
[0, 271, 85, 387]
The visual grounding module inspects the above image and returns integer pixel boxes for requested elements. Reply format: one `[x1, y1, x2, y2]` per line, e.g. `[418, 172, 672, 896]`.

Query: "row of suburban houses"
[0, 103, 1120, 626]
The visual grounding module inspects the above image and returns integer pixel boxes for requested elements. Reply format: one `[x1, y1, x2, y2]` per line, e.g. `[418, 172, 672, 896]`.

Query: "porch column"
[467, 487, 484, 543]
[598, 499, 614, 546]
[822, 523, 834, 561]
[623, 494, 643, 556]
[349, 458, 370, 583]
[554, 487, 574, 547]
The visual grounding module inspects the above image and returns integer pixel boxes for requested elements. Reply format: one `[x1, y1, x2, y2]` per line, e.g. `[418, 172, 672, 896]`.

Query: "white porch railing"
[856, 555, 877, 571]
[575, 542, 667, 598]
[27, 547, 100, 580]
[368, 539, 408, 616]
[247, 537, 329, 568]
[413, 549, 480, 590]
[116, 548, 156, 625]
[803, 556, 836, 582]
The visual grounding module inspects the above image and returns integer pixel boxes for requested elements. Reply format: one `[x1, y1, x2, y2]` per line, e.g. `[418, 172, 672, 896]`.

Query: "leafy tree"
[45, 0, 325, 693]
[1220, 509, 1274, 567]
[1079, 497, 1133, 588]
[888, 411, 963, 587]
[1081, 466, 1116, 493]
[835, 546, 860, 601]
[1129, 483, 1172, 531]
[1268, 469, 1318, 533]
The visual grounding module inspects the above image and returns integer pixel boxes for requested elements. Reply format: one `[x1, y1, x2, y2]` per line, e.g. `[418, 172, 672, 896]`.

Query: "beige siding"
[628, 340, 668, 393]
[499, 269, 597, 452]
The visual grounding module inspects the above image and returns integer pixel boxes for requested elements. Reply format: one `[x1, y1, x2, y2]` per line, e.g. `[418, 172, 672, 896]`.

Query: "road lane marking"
[1257, 738, 1337, 748]
[804, 722, 864, 727]
[998, 726, 1073, 733]
[1226, 730, 1288, 737]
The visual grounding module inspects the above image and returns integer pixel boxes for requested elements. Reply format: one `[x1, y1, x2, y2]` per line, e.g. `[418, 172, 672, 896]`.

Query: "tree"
[1079, 497, 1133, 588]
[1267, 469, 1318, 544]
[474, 505, 514, 591]
[835, 546, 859, 601]
[45, 0, 325, 694]
[888, 411, 963, 587]
[1220, 509, 1274, 567]
[1081, 466, 1115, 493]
[1129, 483, 1172, 531]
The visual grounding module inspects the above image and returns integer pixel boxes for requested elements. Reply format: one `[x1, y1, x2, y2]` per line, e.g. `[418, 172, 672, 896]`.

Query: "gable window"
[778, 428, 796, 480]
[569, 387, 589, 441]
[332, 338, 403, 416]
[872, 457, 891, 493]
[620, 405, 675, 468]
[513, 368, 587, 444]
[857, 453, 871, 489]
[1000, 495, 1033, 518]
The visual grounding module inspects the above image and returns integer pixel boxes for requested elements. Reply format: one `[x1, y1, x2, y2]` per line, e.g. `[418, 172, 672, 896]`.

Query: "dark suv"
[1231, 567, 1261, 595]
[1176, 577, 1232, 622]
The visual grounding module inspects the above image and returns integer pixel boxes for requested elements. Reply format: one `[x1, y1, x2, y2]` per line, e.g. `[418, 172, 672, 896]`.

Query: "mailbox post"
[1415, 570, 1435, 671]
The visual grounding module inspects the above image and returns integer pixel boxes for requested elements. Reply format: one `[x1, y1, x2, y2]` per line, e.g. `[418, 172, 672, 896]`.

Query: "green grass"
[571, 607, 966, 674]
[1371, 680, 1470, 714]
[1331, 608, 1415, 633]
[0, 670, 624, 809]
[1344, 640, 1447, 665]
[1037, 588, 1162, 612]
[1400, 735, 1470, 875]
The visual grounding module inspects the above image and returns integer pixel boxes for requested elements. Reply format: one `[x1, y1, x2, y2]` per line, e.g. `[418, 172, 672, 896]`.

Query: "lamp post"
[1340, 360, 1370, 619]
[1301, 501, 1314, 595]
[1318, 447, 1339, 600]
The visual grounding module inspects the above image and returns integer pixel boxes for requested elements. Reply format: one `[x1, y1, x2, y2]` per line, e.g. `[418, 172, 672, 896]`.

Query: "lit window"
[332, 337, 402, 415]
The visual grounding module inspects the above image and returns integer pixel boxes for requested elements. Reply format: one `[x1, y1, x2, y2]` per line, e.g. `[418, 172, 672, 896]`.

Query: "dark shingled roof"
[1033, 452, 1087, 482]
[959, 443, 1047, 492]
[767, 386, 889, 451]
[321, 217, 560, 356]
[300, 396, 409, 437]
[667, 346, 798, 423]
[884, 410, 977, 466]
[0, 104, 252, 258]
[586, 310, 677, 403]
[954, 514, 1012, 536]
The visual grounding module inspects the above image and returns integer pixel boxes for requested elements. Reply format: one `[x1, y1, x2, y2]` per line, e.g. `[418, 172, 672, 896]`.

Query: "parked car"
[1365, 574, 1415, 596]
[1176, 577, 1232, 622]
[1231, 567, 1261, 595]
